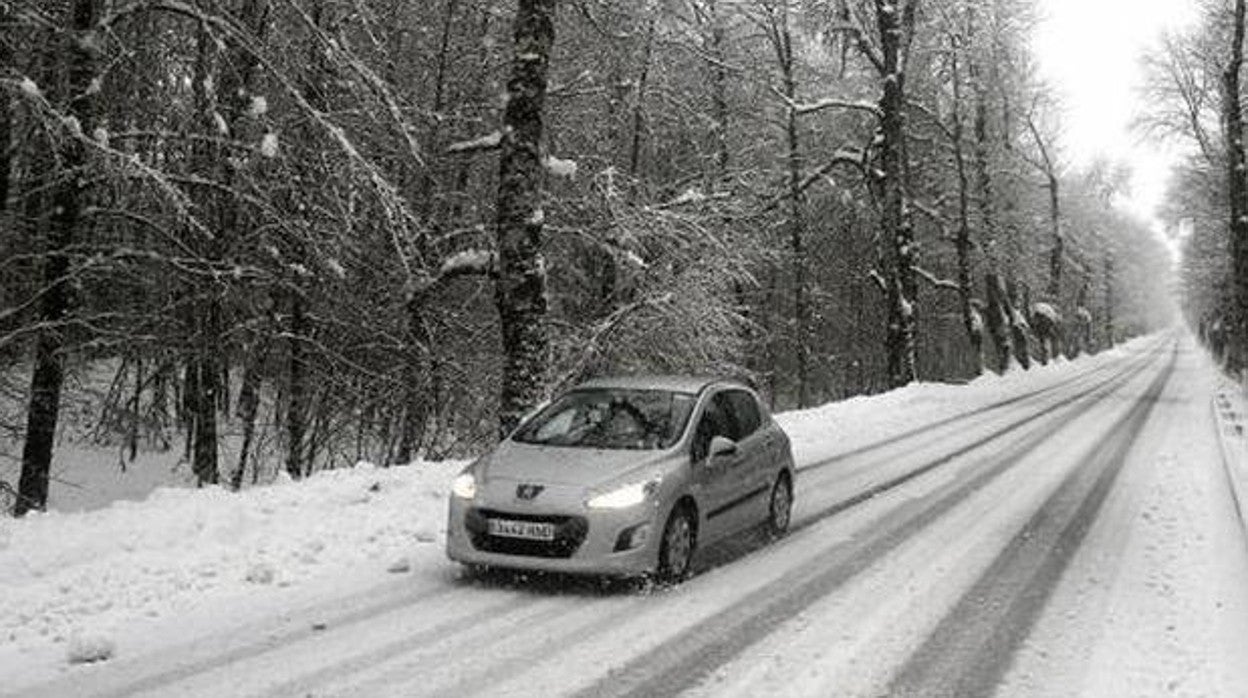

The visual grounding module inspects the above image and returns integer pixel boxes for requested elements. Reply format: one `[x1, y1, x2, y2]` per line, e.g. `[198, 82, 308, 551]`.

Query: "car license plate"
[487, 518, 556, 541]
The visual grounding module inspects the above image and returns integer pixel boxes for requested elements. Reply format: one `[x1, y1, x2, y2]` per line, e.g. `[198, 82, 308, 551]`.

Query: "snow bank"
[777, 336, 1155, 465]
[0, 460, 464, 673]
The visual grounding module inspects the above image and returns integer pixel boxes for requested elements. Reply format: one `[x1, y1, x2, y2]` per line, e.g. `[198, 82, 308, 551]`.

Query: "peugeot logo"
[515, 484, 544, 501]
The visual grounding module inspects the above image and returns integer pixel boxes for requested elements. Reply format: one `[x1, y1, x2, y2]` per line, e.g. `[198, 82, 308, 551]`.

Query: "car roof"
[571, 375, 751, 395]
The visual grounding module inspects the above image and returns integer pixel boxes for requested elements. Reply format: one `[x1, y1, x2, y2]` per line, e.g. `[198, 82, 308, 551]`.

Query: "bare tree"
[1022, 92, 1064, 304]
[759, 0, 812, 406]
[964, 1, 1025, 373]
[1021, 90, 1067, 364]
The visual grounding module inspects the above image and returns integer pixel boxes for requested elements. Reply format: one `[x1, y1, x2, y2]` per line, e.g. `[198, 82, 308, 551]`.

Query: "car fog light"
[614, 523, 652, 552]
[629, 523, 651, 548]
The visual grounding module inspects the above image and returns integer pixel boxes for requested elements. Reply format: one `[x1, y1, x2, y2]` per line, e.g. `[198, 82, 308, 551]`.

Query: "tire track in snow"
[571, 342, 1177, 698]
[98, 575, 648, 698]
[885, 342, 1178, 698]
[797, 335, 1170, 475]
[789, 338, 1168, 534]
[336, 590, 648, 697]
[196, 573, 657, 696]
[23, 575, 466, 698]
[264, 592, 567, 698]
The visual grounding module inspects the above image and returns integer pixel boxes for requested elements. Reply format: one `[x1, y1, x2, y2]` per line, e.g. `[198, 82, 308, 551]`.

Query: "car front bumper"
[445, 495, 663, 577]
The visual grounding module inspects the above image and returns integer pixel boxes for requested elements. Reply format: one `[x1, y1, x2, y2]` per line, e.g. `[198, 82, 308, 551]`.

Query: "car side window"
[724, 390, 762, 438]
[691, 394, 735, 462]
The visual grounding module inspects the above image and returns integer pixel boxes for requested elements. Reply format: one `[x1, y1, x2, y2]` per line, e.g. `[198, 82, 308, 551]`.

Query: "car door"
[721, 389, 773, 528]
[689, 391, 749, 543]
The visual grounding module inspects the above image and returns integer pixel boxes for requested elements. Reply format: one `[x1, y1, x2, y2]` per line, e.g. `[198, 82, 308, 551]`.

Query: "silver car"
[445, 376, 796, 582]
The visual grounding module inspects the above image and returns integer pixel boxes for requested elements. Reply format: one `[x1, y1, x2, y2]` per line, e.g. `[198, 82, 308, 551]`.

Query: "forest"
[1, 0, 1201, 515]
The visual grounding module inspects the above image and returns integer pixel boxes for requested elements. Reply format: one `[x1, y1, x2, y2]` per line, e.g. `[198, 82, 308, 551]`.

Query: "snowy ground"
[1, 332, 1245, 697]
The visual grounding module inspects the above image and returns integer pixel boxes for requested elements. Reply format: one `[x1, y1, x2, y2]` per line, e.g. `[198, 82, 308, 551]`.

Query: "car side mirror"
[709, 435, 737, 458]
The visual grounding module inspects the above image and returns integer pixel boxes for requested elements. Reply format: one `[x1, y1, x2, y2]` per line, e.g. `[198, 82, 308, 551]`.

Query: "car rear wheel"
[656, 505, 696, 584]
[767, 472, 793, 537]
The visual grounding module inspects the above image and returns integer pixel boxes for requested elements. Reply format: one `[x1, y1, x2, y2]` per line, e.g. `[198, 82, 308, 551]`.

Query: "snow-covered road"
[6, 332, 1248, 697]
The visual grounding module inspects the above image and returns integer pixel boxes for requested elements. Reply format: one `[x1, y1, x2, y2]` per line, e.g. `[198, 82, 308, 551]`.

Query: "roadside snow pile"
[0, 460, 464, 666]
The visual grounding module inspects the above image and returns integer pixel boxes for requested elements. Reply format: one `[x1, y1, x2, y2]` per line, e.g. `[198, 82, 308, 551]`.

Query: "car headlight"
[587, 479, 658, 509]
[451, 472, 477, 499]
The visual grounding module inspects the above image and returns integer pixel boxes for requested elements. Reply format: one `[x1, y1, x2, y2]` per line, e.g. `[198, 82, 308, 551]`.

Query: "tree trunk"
[188, 338, 220, 486]
[285, 294, 309, 478]
[708, 0, 730, 174]
[1225, 0, 1248, 374]
[776, 6, 810, 407]
[128, 358, 143, 463]
[16, 0, 100, 515]
[431, 0, 461, 118]
[948, 31, 981, 373]
[219, 0, 269, 489]
[1007, 278, 1030, 369]
[231, 345, 266, 490]
[967, 4, 1011, 372]
[984, 272, 1012, 373]
[185, 23, 223, 487]
[494, 0, 556, 436]
[1103, 252, 1115, 347]
[1070, 277, 1092, 357]
[875, 0, 920, 388]
[1023, 111, 1064, 304]
[397, 298, 432, 464]
[0, 30, 11, 215]
[1046, 172, 1063, 300]
[283, 0, 327, 477]
[628, 18, 655, 179]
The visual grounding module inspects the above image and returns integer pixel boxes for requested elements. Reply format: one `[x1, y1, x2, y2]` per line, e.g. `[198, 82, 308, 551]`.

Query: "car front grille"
[465, 508, 589, 559]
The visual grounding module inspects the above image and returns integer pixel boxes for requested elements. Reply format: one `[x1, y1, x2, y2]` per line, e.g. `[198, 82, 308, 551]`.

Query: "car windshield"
[512, 388, 696, 450]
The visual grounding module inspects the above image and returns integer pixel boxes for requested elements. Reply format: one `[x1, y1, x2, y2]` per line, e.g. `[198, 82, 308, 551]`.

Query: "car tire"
[656, 505, 696, 584]
[766, 472, 793, 538]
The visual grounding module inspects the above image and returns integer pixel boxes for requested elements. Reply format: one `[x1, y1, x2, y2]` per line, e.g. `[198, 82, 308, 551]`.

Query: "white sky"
[1032, 0, 1199, 233]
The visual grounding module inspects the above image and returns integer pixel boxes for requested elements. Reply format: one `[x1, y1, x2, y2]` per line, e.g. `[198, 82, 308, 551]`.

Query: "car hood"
[481, 441, 675, 489]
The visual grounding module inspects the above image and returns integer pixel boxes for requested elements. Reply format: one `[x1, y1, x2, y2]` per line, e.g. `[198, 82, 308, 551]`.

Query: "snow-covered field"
[1, 333, 1245, 697]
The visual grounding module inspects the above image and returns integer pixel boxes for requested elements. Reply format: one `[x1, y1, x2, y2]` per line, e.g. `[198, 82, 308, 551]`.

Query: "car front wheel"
[656, 505, 696, 584]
